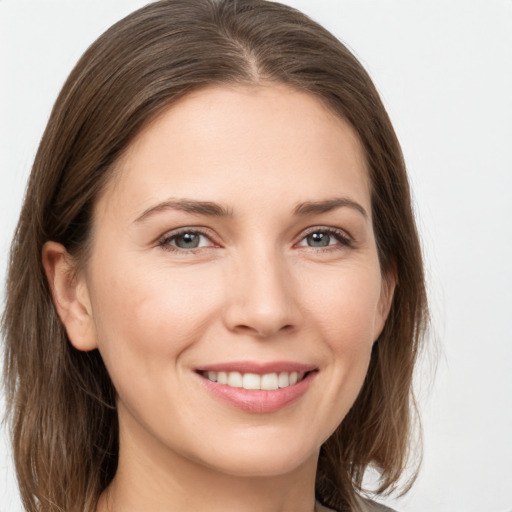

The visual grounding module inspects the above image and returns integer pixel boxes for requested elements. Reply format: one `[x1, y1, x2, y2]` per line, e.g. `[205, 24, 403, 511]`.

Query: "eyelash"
[297, 227, 352, 251]
[157, 226, 353, 253]
[157, 228, 216, 253]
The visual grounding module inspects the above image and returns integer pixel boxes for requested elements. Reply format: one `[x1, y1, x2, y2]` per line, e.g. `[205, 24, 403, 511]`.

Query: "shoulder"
[316, 496, 399, 512]
[357, 496, 398, 512]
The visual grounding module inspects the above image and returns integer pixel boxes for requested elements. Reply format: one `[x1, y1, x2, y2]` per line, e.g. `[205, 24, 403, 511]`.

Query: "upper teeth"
[203, 371, 304, 390]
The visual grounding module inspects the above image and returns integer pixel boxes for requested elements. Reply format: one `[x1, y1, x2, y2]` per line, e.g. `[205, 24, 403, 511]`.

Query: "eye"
[158, 229, 215, 251]
[296, 228, 351, 249]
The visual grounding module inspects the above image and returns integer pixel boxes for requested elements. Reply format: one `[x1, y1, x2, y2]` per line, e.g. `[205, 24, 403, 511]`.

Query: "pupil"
[177, 233, 199, 249]
[308, 232, 329, 247]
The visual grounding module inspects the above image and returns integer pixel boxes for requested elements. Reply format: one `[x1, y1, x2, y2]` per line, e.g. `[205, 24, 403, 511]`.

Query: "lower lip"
[196, 372, 316, 413]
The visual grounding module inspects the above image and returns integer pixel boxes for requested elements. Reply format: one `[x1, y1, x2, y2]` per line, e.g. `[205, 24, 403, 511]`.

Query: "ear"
[374, 263, 397, 341]
[42, 241, 98, 351]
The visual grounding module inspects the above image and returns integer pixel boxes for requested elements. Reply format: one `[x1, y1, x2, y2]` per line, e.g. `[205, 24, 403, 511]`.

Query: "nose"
[222, 249, 300, 339]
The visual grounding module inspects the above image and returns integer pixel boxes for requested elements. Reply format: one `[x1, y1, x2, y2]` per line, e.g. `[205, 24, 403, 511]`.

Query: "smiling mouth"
[199, 370, 309, 390]
[195, 364, 318, 413]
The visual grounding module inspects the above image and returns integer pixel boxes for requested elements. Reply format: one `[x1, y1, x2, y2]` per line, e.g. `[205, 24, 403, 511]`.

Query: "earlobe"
[42, 241, 98, 351]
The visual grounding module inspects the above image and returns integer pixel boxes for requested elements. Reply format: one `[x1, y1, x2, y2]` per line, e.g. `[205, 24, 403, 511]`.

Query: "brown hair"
[2, 1, 428, 511]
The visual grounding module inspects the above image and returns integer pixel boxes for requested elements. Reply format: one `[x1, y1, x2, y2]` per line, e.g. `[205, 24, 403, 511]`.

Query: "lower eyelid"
[158, 229, 216, 250]
[298, 228, 352, 247]
[156, 227, 352, 251]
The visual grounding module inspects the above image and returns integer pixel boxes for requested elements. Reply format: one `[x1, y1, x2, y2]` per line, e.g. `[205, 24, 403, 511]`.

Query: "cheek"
[303, 262, 383, 343]
[87, 255, 222, 383]
[300, 263, 382, 416]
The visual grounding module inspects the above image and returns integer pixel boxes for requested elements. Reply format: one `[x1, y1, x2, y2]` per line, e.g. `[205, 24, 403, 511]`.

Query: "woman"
[2, 1, 428, 511]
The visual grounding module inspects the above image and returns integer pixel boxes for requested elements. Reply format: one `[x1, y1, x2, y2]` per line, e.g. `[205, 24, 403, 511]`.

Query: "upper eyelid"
[293, 227, 354, 252]
[297, 225, 352, 241]
[300, 225, 349, 236]
[156, 225, 353, 247]
[157, 227, 218, 247]
[159, 226, 215, 239]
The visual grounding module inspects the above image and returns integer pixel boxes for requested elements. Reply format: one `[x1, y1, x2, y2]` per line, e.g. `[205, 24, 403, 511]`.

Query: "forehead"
[99, 83, 370, 218]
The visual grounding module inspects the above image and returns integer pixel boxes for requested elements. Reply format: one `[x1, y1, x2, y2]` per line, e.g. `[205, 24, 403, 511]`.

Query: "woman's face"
[74, 84, 393, 478]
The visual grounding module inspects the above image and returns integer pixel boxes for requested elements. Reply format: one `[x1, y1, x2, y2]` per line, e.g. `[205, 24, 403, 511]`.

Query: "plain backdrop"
[1, 1, 511, 511]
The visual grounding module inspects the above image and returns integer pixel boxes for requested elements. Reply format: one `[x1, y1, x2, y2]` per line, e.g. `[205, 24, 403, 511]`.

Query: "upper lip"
[195, 361, 317, 374]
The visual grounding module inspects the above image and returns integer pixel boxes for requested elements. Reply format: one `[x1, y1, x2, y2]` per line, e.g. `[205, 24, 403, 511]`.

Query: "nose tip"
[222, 258, 300, 339]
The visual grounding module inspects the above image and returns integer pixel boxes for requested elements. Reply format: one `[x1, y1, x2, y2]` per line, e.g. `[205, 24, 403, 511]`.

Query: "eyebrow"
[134, 199, 233, 223]
[134, 196, 368, 223]
[293, 198, 368, 219]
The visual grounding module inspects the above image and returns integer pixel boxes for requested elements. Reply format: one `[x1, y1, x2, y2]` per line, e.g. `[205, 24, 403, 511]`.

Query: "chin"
[192, 432, 320, 478]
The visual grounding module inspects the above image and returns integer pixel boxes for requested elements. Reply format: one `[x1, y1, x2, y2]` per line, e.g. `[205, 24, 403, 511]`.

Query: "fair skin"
[43, 84, 394, 512]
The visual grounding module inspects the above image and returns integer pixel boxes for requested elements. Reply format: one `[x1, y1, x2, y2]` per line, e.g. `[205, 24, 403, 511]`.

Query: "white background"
[1, 1, 511, 511]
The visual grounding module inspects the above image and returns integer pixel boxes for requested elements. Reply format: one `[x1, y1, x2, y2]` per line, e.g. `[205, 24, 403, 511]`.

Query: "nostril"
[231, 322, 294, 338]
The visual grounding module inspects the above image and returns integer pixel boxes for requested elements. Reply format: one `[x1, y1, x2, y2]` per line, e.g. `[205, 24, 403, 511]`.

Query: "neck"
[97, 408, 320, 512]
